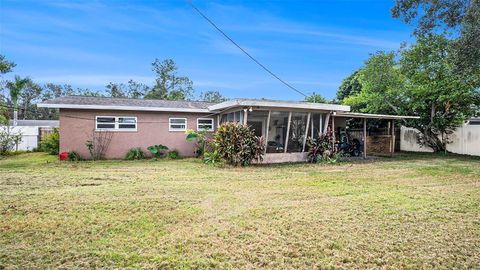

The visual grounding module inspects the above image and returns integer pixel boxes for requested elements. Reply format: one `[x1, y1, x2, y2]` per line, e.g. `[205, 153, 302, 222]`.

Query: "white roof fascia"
[208, 100, 350, 112]
[337, 112, 420, 120]
[37, 103, 210, 113]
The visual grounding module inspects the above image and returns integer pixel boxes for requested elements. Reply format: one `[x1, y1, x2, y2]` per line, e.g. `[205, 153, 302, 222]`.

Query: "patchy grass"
[1, 152, 479, 269]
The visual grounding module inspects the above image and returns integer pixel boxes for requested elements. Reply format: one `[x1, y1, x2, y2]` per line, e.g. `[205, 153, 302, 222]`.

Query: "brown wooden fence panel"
[38, 127, 55, 143]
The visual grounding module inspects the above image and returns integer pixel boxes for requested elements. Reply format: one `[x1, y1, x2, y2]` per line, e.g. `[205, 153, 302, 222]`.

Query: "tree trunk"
[416, 125, 446, 153]
[13, 110, 18, 126]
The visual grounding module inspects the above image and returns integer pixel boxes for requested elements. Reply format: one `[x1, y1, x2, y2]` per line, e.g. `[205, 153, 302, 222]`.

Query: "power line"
[187, 0, 308, 98]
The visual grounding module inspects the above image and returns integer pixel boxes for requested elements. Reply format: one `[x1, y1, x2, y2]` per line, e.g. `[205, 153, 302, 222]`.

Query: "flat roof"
[8, 120, 59, 127]
[208, 99, 350, 112]
[337, 112, 420, 120]
[37, 96, 213, 113]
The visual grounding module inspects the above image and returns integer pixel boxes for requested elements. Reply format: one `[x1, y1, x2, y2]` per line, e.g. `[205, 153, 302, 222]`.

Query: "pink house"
[38, 96, 418, 162]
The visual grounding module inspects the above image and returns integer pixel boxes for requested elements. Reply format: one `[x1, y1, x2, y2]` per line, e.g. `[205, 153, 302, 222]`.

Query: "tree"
[342, 51, 408, 115]
[0, 55, 15, 124]
[145, 59, 194, 100]
[391, 0, 480, 75]
[41, 84, 76, 100]
[400, 34, 480, 152]
[304, 93, 328, 103]
[83, 90, 103, 97]
[37, 84, 76, 120]
[105, 80, 150, 99]
[6, 76, 30, 126]
[0, 126, 22, 154]
[341, 35, 479, 152]
[125, 80, 150, 99]
[20, 80, 43, 120]
[0, 55, 15, 74]
[336, 70, 362, 103]
[106, 82, 127, 98]
[200, 90, 227, 103]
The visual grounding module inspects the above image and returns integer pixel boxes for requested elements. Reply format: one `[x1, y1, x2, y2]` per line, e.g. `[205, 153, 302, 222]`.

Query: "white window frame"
[169, 117, 187, 132]
[95, 116, 137, 132]
[197, 118, 214, 132]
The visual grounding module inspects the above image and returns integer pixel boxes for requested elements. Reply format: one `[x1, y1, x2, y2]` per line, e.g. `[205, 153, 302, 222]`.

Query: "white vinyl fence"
[1, 126, 39, 151]
[1, 120, 59, 151]
[400, 125, 480, 156]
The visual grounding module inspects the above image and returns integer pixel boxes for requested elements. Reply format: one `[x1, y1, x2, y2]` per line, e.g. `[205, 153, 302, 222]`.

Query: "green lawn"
[1, 153, 479, 269]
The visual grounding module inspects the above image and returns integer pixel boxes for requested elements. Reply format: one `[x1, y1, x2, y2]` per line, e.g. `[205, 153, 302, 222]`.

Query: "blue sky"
[0, 0, 414, 100]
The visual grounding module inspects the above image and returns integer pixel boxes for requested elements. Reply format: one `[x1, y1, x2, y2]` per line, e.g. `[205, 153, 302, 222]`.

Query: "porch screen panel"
[246, 110, 269, 138]
[266, 111, 289, 153]
[287, 112, 308, 152]
[220, 114, 227, 124]
[311, 113, 322, 139]
[227, 113, 234, 122]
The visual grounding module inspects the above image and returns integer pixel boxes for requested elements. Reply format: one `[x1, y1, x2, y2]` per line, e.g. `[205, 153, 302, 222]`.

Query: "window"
[197, 118, 214, 131]
[118, 117, 137, 129]
[96, 116, 137, 131]
[169, 118, 187, 131]
[220, 111, 244, 124]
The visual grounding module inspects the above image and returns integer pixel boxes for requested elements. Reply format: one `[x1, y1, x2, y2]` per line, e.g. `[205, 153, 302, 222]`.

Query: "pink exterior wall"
[59, 109, 214, 159]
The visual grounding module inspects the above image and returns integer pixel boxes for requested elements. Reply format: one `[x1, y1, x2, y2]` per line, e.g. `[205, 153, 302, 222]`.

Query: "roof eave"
[336, 112, 420, 120]
[208, 100, 350, 112]
[37, 103, 211, 113]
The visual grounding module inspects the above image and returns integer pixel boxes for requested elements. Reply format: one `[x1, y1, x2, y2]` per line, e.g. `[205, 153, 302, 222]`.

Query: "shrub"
[147, 144, 169, 158]
[203, 150, 222, 165]
[327, 152, 344, 164]
[85, 130, 113, 160]
[125, 147, 145, 160]
[167, 150, 180, 159]
[67, 151, 82, 161]
[185, 129, 209, 157]
[0, 126, 22, 154]
[307, 127, 339, 163]
[40, 129, 59, 155]
[210, 122, 265, 166]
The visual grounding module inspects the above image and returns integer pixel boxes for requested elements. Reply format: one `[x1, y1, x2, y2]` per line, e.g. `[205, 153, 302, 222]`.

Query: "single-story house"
[38, 96, 418, 162]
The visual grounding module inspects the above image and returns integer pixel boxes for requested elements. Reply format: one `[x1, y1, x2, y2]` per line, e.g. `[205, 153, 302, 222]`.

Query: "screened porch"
[210, 99, 418, 163]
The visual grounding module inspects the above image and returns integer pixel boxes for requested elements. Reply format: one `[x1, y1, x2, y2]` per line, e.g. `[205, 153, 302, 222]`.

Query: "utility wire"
[188, 0, 308, 98]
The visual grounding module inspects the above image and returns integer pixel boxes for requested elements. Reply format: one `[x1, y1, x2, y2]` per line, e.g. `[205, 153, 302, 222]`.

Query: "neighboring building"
[3, 120, 59, 151]
[400, 118, 480, 156]
[38, 96, 418, 162]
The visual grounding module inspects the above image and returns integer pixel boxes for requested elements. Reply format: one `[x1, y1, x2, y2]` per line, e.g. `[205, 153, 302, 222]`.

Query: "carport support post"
[363, 118, 367, 159]
[332, 112, 335, 151]
[391, 119, 395, 156]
